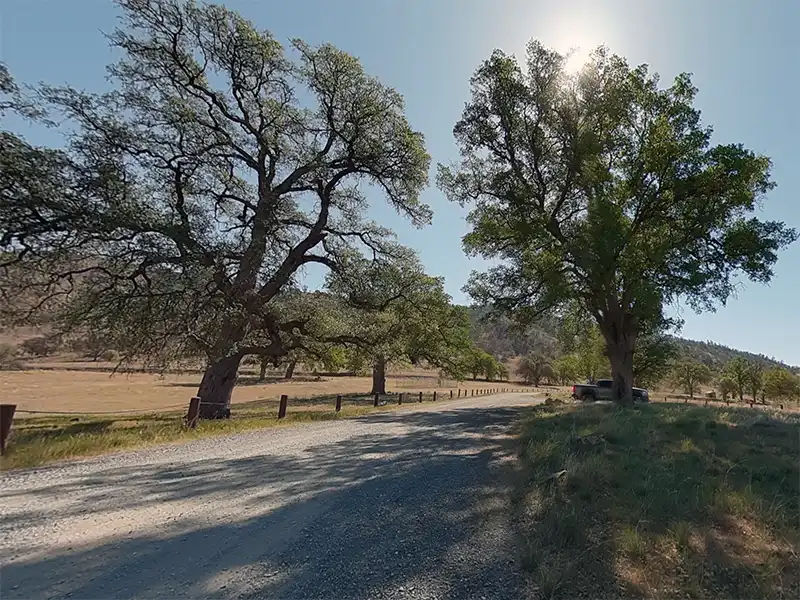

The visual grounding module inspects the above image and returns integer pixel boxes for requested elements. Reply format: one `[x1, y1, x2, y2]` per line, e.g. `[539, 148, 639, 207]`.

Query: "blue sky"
[2, 0, 798, 365]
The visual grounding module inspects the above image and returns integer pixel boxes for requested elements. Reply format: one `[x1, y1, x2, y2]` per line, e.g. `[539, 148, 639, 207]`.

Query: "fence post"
[433, 391, 437, 402]
[186, 396, 201, 429]
[374, 393, 379, 407]
[0, 404, 16, 455]
[335, 395, 342, 412]
[450, 390, 453, 399]
[398, 393, 403, 405]
[418, 391, 423, 403]
[457, 389, 461, 398]
[278, 394, 288, 419]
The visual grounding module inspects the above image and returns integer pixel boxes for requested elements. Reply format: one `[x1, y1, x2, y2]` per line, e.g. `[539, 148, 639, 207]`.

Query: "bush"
[20, 335, 61, 357]
[0, 343, 23, 370]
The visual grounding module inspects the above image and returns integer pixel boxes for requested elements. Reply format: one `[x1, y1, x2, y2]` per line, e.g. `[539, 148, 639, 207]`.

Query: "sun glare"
[564, 46, 592, 73]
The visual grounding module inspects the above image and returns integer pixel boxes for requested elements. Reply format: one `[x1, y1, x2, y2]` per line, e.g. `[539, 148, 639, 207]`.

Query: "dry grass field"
[1, 360, 515, 415]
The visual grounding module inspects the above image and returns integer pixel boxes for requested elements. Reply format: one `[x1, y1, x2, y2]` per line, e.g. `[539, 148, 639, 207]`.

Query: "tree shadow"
[1, 406, 532, 599]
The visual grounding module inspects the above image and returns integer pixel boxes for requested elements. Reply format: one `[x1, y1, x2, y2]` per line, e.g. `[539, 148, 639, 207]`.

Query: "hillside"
[464, 306, 798, 372]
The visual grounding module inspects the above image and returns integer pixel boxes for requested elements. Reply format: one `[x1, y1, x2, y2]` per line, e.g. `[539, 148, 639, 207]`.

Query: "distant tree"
[576, 326, 608, 383]
[20, 335, 61, 358]
[481, 354, 500, 382]
[326, 253, 474, 395]
[746, 361, 765, 403]
[517, 354, 554, 386]
[717, 376, 737, 403]
[553, 354, 581, 385]
[724, 357, 750, 403]
[633, 331, 679, 389]
[762, 367, 800, 403]
[672, 360, 712, 399]
[497, 363, 510, 381]
[438, 41, 797, 405]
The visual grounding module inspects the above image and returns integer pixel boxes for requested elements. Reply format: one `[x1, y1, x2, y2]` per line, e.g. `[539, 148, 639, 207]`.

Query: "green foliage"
[438, 40, 796, 403]
[672, 360, 712, 398]
[517, 354, 555, 385]
[717, 376, 737, 402]
[553, 354, 581, 385]
[724, 357, 751, 402]
[325, 252, 476, 388]
[576, 326, 608, 383]
[633, 332, 679, 389]
[762, 367, 800, 403]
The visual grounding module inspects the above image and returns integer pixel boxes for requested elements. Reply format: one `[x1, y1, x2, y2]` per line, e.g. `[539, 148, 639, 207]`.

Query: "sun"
[564, 45, 593, 73]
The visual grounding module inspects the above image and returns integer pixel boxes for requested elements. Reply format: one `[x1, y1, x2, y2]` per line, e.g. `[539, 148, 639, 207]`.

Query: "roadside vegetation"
[513, 401, 800, 599]
[1, 392, 457, 470]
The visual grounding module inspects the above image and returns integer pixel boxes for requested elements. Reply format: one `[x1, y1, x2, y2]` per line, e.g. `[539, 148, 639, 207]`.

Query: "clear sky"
[2, 0, 798, 364]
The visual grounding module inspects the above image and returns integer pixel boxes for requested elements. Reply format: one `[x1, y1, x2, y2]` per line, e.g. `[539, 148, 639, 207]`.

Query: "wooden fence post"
[433, 391, 437, 402]
[398, 393, 404, 405]
[450, 390, 453, 399]
[186, 396, 201, 429]
[374, 393, 379, 407]
[457, 389, 461, 398]
[1, 404, 16, 455]
[335, 395, 342, 412]
[418, 391, 423, 403]
[278, 394, 288, 419]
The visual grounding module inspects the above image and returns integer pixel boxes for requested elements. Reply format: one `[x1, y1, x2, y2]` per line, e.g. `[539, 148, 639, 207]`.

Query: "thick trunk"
[197, 354, 242, 419]
[258, 358, 269, 382]
[284, 359, 297, 380]
[370, 356, 387, 395]
[600, 311, 637, 407]
[608, 343, 635, 406]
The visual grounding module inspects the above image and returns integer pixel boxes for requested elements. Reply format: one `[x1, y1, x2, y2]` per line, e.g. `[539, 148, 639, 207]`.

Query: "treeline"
[465, 307, 797, 374]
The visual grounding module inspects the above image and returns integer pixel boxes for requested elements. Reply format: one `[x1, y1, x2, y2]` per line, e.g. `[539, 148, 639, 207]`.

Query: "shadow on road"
[1, 406, 530, 599]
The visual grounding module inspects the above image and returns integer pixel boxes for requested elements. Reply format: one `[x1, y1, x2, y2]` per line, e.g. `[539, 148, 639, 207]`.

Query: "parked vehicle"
[572, 379, 649, 402]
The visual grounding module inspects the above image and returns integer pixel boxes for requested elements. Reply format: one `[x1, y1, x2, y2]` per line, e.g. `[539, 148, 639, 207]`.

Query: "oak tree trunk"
[600, 311, 637, 407]
[370, 356, 387, 395]
[258, 357, 269, 382]
[197, 354, 242, 419]
[284, 359, 297, 380]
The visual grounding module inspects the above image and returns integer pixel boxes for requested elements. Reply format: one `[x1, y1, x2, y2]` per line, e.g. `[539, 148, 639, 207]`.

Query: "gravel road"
[1, 392, 541, 600]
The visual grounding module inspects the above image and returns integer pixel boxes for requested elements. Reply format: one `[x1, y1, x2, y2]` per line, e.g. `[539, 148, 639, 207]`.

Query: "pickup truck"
[572, 379, 649, 402]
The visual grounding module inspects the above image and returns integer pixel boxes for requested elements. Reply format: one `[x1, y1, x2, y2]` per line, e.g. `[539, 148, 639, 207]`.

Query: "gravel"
[1, 392, 541, 599]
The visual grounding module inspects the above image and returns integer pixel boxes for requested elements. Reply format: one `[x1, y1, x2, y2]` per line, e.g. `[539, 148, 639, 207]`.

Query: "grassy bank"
[1, 396, 402, 470]
[513, 401, 800, 599]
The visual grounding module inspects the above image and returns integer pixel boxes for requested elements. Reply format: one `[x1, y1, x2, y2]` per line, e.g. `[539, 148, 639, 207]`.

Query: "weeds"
[513, 402, 800, 599]
[1, 401, 393, 470]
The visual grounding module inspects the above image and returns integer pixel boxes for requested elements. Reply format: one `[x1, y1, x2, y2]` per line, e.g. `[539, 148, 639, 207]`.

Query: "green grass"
[513, 401, 800, 599]
[1, 395, 407, 470]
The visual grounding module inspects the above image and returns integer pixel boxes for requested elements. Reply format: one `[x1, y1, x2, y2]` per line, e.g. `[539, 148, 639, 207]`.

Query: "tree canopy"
[0, 0, 431, 415]
[438, 40, 796, 404]
[325, 252, 475, 394]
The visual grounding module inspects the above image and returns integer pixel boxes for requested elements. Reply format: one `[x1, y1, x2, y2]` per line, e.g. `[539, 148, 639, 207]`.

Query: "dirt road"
[1, 393, 541, 599]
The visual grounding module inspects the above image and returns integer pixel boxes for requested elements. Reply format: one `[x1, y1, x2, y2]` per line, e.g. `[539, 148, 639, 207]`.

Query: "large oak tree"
[438, 41, 796, 404]
[0, 0, 430, 417]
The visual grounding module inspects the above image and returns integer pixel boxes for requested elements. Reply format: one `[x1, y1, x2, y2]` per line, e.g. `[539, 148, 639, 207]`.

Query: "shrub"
[0, 343, 23, 370]
[20, 335, 61, 357]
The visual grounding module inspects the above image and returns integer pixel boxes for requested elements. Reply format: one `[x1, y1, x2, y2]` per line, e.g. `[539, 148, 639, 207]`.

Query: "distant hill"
[464, 306, 798, 373]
